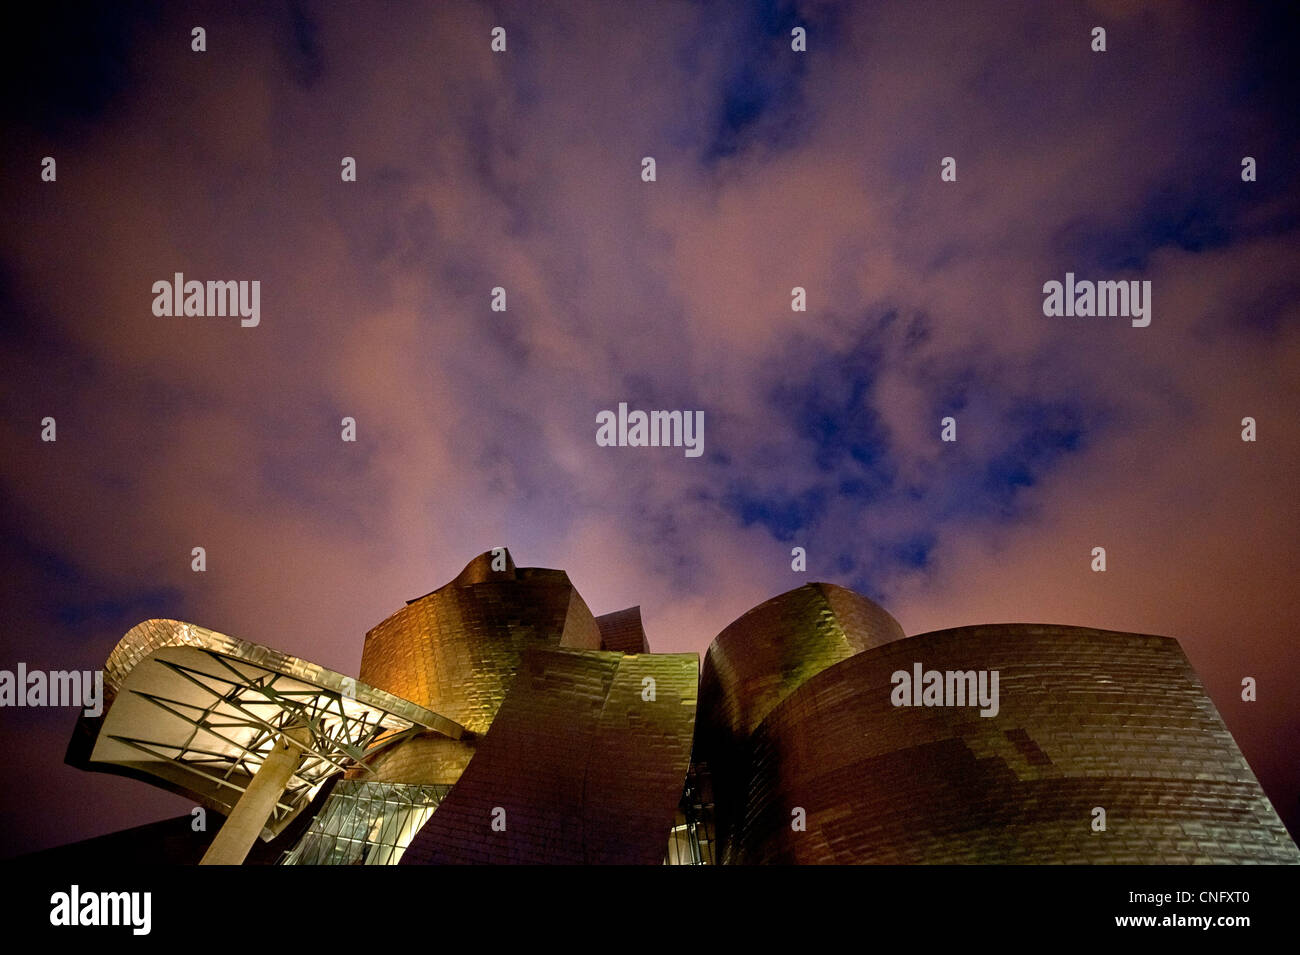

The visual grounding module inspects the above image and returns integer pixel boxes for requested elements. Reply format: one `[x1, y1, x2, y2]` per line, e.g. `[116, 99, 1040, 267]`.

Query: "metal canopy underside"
[76, 619, 466, 839]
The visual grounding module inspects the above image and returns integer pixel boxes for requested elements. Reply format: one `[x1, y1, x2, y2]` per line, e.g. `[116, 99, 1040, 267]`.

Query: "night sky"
[2, 0, 1297, 857]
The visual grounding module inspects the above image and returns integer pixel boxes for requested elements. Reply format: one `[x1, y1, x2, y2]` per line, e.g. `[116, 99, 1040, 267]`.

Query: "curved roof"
[699, 582, 906, 740]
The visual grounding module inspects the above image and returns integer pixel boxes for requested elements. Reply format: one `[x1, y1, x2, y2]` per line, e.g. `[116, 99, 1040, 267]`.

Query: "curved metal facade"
[59, 551, 702, 863]
[360, 554, 601, 735]
[595, 606, 650, 654]
[54, 554, 1296, 865]
[699, 582, 906, 740]
[695, 582, 907, 858]
[725, 624, 1300, 864]
[401, 647, 698, 864]
[358, 551, 698, 862]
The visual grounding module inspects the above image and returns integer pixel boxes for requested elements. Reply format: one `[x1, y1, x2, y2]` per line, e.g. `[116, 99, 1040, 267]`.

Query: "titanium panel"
[699, 582, 906, 740]
[728, 625, 1300, 864]
[695, 582, 905, 859]
[401, 647, 697, 864]
[596, 606, 651, 654]
[359, 550, 600, 734]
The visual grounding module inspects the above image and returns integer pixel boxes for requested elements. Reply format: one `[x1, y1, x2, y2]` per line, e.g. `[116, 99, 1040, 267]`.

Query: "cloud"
[1, 0, 1296, 852]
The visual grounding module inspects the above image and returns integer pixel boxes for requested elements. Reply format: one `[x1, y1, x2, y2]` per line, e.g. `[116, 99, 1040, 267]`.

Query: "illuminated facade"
[54, 551, 1298, 865]
[61, 550, 697, 865]
[695, 591, 1299, 864]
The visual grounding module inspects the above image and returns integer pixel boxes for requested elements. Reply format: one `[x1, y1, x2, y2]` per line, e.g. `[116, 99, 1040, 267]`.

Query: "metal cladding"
[360, 550, 602, 735]
[699, 582, 907, 740]
[720, 624, 1300, 864]
[596, 606, 650, 654]
[401, 646, 698, 864]
[347, 731, 475, 787]
[371, 554, 697, 863]
[54, 552, 1298, 865]
[695, 582, 907, 857]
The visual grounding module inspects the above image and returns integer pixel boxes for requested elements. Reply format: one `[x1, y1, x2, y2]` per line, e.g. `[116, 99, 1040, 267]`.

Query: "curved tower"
[695, 601, 1299, 864]
[695, 582, 907, 860]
